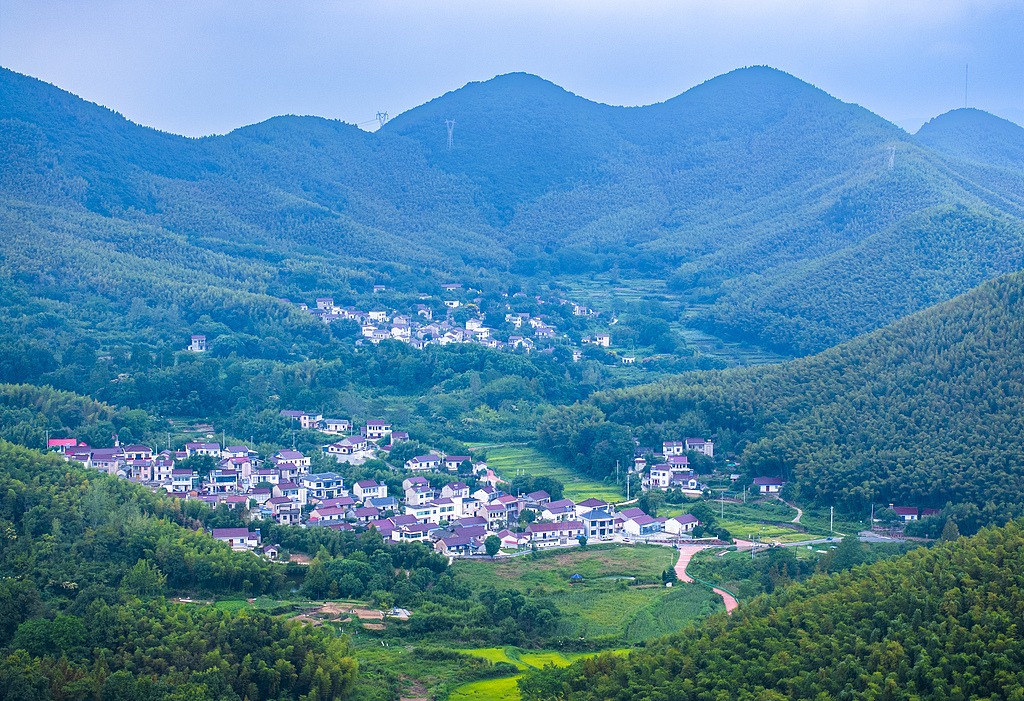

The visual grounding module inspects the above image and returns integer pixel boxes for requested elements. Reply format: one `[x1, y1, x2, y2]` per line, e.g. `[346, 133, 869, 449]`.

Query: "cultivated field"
[484, 446, 625, 502]
[454, 544, 721, 641]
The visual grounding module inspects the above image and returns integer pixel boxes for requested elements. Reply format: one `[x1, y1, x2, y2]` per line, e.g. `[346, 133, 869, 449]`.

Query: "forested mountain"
[916, 108, 1024, 170]
[540, 269, 1024, 533]
[519, 521, 1024, 701]
[2, 65, 1023, 359]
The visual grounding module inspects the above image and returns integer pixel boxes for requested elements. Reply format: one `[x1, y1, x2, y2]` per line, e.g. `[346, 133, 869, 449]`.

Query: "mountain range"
[1, 65, 1022, 359]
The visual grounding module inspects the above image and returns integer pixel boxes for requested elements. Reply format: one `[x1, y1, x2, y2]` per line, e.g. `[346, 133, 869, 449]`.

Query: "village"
[188, 284, 629, 362]
[49, 410, 937, 561]
[46, 413, 749, 557]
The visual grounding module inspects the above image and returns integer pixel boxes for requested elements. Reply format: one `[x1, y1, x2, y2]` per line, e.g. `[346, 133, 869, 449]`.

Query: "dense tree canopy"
[541, 269, 1024, 532]
[520, 521, 1024, 701]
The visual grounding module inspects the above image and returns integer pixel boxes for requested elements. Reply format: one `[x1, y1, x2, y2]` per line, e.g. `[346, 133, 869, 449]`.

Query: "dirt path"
[675, 546, 738, 614]
[777, 496, 803, 524]
[399, 676, 428, 701]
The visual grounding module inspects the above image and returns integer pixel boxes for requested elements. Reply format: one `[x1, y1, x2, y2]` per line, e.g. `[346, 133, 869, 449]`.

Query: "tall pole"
[830, 506, 834, 535]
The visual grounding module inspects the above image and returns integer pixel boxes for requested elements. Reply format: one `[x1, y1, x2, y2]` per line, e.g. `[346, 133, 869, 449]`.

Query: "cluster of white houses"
[293, 293, 611, 358]
[48, 431, 705, 558]
[635, 439, 716, 493]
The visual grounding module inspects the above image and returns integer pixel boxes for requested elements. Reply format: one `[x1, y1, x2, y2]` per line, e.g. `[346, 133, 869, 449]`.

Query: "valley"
[1, 57, 1023, 701]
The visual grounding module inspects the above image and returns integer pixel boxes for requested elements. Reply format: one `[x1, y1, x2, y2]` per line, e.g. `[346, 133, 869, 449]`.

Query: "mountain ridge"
[2, 63, 1023, 358]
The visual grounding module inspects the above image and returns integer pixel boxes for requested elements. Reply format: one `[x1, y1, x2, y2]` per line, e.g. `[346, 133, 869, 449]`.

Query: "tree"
[637, 490, 665, 517]
[485, 535, 501, 558]
[577, 535, 588, 548]
[941, 518, 960, 542]
[119, 559, 167, 597]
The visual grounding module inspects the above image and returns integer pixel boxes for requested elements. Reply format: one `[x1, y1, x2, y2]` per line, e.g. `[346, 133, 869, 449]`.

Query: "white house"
[212, 528, 260, 551]
[665, 514, 700, 535]
[443, 456, 472, 472]
[404, 503, 440, 522]
[441, 481, 470, 499]
[406, 454, 442, 472]
[526, 521, 584, 548]
[663, 441, 686, 456]
[364, 421, 392, 440]
[753, 477, 785, 494]
[622, 513, 664, 537]
[541, 499, 577, 522]
[685, 438, 715, 458]
[323, 418, 352, 435]
[353, 480, 387, 501]
[185, 442, 221, 458]
[300, 473, 346, 502]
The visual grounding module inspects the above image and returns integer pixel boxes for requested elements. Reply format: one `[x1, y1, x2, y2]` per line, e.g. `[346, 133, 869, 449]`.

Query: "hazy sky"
[2, 1, 1021, 137]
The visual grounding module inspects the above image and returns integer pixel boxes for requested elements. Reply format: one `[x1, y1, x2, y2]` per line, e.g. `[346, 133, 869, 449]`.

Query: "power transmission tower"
[445, 119, 456, 150]
[888, 145, 896, 171]
[965, 64, 969, 108]
[376, 111, 389, 129]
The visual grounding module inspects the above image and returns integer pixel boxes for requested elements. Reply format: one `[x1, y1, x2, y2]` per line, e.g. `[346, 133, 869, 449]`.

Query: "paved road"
[675, 546, 738, 614]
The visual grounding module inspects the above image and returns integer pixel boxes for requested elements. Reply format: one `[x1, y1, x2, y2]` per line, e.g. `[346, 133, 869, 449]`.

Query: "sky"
[1, 0, 1022, 137]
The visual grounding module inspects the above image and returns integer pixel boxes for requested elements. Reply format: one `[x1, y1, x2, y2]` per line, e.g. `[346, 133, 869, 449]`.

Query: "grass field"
[718, 519, 818, 544]
[450, 675, 522, 701]
[454, 545, 720, 641]
[707, 498, 830, 544]
[451, 648, 625, 701]
[484, 446, 625, 502]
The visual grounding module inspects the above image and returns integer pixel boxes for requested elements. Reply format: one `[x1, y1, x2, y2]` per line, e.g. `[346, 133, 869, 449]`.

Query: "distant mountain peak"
[916, 107, 1024, 168]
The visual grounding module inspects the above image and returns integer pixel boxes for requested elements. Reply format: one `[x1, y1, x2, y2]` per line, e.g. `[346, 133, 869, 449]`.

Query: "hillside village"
[51, 408, 937, 559]
[192, 285, 627, 361]
[47, 413, 738, 558]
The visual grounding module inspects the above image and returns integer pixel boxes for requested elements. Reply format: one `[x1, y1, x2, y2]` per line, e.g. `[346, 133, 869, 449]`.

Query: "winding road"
[775, 495, 804, 524]
[675, 545, 739, 613]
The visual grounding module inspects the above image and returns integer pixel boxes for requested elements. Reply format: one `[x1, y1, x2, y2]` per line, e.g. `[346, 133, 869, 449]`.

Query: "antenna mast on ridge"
[445, 119, 456, 150]
[964, 64, 969, 108]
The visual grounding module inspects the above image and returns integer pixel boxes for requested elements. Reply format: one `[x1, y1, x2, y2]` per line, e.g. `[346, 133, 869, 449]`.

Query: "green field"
[485, 446, 625, 502]
[451, 647, 624, 701]
[454, 545, 720, 641]
[450, 675, 522, 701]
[707, 498, 829, 544]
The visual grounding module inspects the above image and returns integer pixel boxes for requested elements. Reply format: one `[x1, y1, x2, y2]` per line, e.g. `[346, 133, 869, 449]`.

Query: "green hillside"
[541, 269, 1024, 532]
[916, 108, 1024, 170]
[0, 439, 357, 700]
[519, 522, 1024, 701]
[3, 65, 1024, 360]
